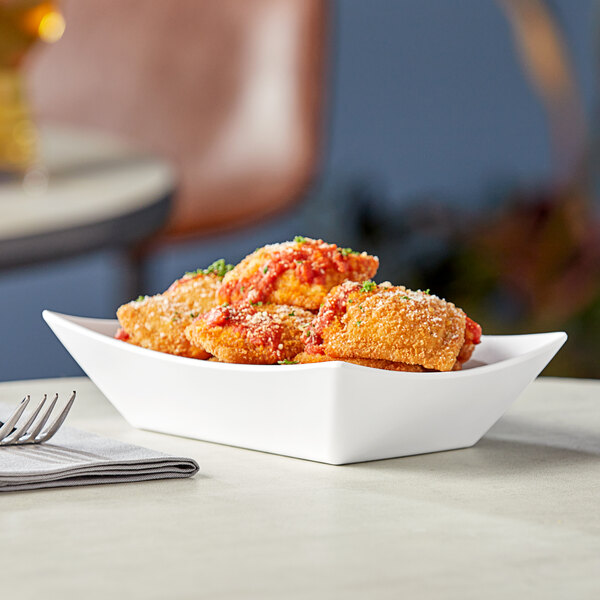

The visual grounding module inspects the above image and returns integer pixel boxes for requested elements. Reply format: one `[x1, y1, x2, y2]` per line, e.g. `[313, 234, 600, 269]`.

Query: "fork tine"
[21, 393, 58, 443]
[36, 391, 76, 443]
[0, 392, 76, 447]
[3, 394, 47, 444]
[0, 396, 30, 442]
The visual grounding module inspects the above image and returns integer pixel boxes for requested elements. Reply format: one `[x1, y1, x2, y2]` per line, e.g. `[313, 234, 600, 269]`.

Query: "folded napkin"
[0, 425, 199, 492]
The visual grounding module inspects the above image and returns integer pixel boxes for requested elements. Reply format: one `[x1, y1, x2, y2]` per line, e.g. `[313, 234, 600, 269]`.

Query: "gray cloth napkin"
[0, 425, 199, 492]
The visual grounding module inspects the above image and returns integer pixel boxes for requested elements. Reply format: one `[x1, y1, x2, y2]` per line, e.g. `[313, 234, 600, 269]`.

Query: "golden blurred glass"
[0, 1, 64, 174]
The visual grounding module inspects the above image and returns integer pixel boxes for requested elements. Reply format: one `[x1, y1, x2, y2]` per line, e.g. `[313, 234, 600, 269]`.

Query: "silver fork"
[0, 391, 76, 446]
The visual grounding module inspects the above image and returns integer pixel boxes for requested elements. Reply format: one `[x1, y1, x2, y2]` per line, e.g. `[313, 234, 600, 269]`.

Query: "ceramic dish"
[43, 310, 566, 465]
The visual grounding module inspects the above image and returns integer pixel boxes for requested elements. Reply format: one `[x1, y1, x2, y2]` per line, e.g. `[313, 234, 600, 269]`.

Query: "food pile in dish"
[115, 237, 482, 371]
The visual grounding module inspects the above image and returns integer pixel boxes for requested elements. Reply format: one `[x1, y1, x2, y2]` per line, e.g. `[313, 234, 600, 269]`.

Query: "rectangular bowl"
[43, 310, 566, 464]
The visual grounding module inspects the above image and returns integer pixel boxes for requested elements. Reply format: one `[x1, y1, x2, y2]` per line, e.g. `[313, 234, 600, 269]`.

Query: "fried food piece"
[305, 281, 481, 372]
[218, 237, 379, 311]
[294, 352, 427, 372]
[115, 261, 233, 358]
[185, 303, 314, 364]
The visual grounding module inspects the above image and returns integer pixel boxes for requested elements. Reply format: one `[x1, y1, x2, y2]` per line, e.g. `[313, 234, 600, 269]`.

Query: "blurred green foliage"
[413, 186, 600, 378]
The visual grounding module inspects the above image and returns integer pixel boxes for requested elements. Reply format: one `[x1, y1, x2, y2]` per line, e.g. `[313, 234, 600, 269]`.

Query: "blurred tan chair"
[26, 0, 327, 243]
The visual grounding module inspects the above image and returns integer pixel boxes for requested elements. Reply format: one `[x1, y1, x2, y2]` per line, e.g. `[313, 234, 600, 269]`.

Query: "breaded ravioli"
[293, 352, 427, 372]
[115, 260, 233, 359]
[185, 303, 314, 364]
[305, 281, 482, 372]
[218, 237, 379, 311]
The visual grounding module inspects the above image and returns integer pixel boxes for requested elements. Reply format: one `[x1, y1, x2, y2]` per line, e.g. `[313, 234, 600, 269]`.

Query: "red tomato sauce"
[465, 317, 482, 345]
[115, 328, 130, 341]
[305, 282, 358, 354]
[219, 240, 377, 304]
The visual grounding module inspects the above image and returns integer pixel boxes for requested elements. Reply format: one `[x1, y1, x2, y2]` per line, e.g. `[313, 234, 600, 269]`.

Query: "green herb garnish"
[294, 235, 307, 243]
[356, 320, 362, 326]
[185, 259, 234, 280]
[183, 268, 203, 277]
[278, 359, 298, 365]
[340, 247, 359, 257]
[135, 295, 146, 302]
[288, 311, 295, 316]
[263, 265, 269, 274]
[360, 280, 377, 293]
[424, 289, 430, 294]
[189, 312, 198, 319]
[204, 259, 234, 278]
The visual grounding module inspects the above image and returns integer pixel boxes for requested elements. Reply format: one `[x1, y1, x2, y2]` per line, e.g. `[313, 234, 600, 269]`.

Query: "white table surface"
[0, 376, 599, 599]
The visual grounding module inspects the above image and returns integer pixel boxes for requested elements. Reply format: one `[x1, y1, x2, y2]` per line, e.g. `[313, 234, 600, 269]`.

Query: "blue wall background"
[0, 0, 596, 381]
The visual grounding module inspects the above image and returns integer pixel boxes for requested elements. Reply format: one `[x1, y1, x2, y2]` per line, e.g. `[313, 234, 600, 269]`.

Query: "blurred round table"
[0, 125, 174, 271]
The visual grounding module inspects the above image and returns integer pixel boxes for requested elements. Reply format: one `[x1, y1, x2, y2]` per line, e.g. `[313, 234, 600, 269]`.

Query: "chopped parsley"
[348, 299, 354, 304]
[263, 265, 269, 274]
[400, 295, 409, 301]
[203, 259, 234, 278]
[278, 359, 298, 365]
[185, 259, 234, 279]
[288, 311, 295, 316]
[359, 305, 364, 312]
[360, 280, 377, 293]
[240, 285, 245, 292]
[340, 247, 359, 257]
[135, 295, 146, 302]
[424, 288, 430, 294]
[189, 312, 198, 318]
[251, 301, 263, 307]
[356, 320, 362, 326]
[294, 235, 307, 243]
[184, 268, 203, 278]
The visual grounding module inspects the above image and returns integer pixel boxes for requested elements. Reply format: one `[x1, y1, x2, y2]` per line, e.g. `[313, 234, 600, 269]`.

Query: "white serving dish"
[43, 310, 566, 465]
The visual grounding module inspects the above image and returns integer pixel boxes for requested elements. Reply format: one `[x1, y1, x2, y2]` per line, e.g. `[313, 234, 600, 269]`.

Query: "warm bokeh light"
[0, 1, 65, 172]
[19, 1, 64, 41]
[37, 10, 65, 43]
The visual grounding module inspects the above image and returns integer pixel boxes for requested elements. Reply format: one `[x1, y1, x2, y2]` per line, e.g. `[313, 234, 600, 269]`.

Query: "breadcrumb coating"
[185, 303, 314, 364]
[306, 282, 470, 372]
[116, 272, 221, 359]
[294, 352, 428, 372]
